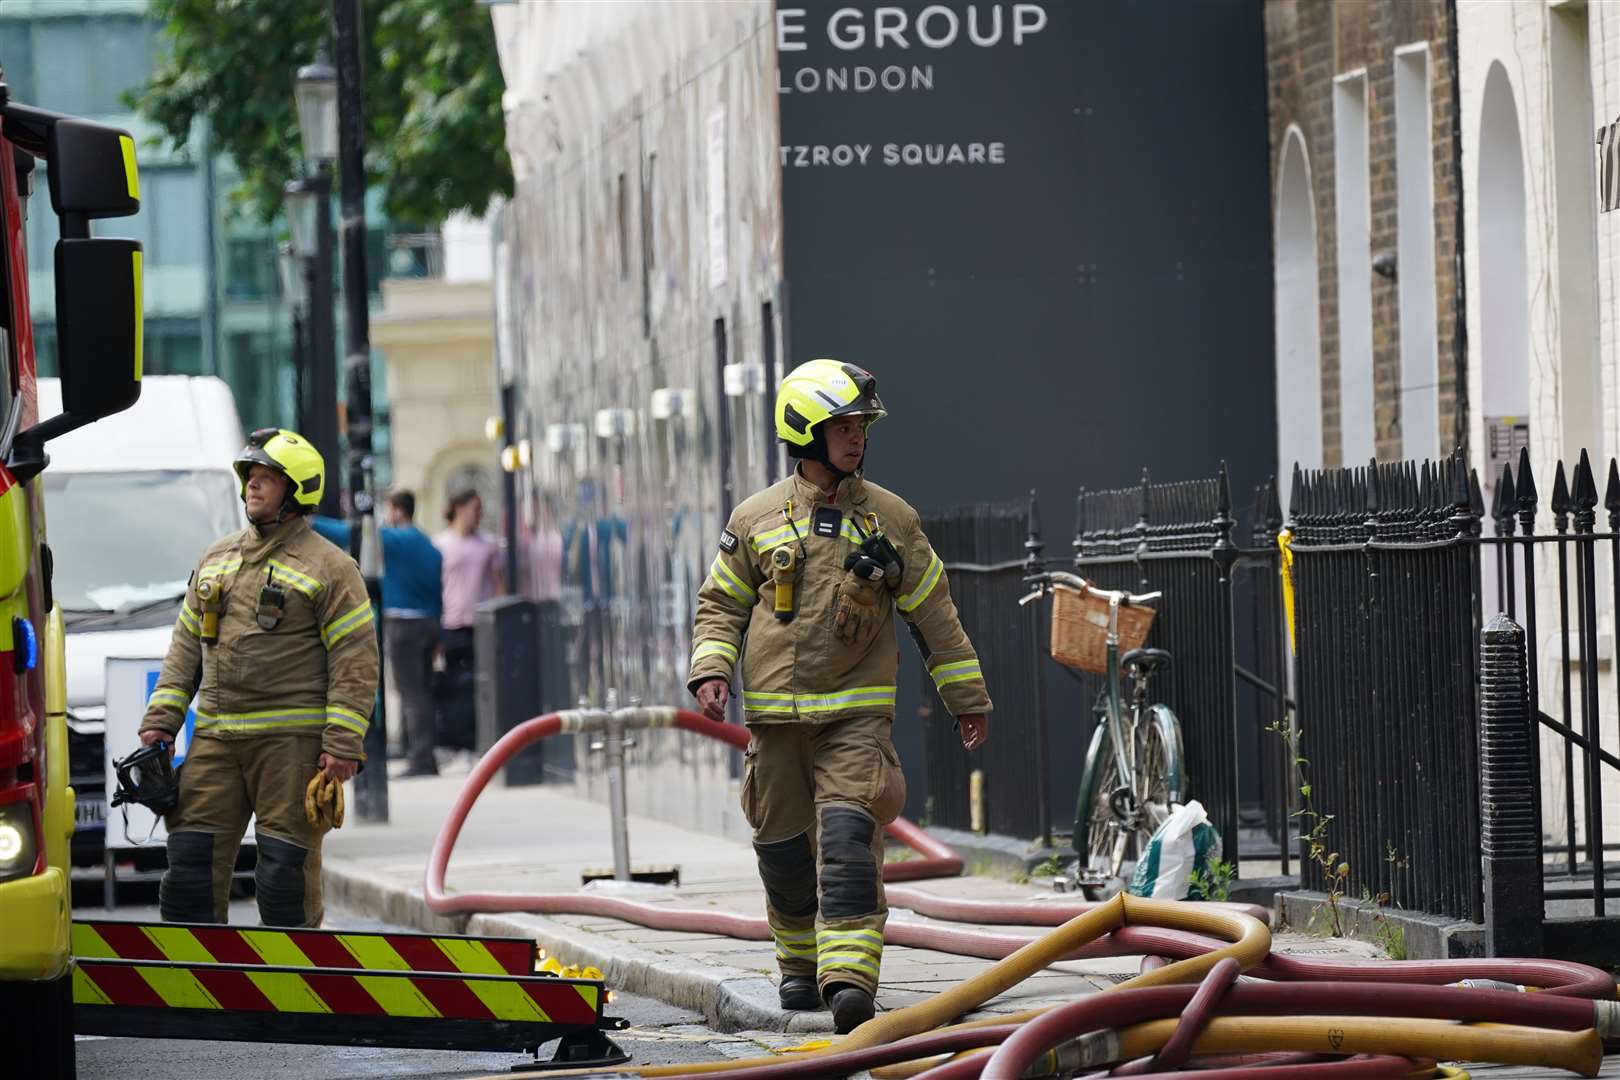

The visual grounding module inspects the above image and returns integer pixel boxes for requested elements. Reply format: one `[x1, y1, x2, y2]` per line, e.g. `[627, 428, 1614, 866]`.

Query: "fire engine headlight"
[0, 802, 38, 882]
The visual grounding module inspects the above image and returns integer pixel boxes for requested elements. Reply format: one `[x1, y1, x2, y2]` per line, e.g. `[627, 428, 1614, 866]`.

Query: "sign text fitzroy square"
[776, 3, 1049, 169]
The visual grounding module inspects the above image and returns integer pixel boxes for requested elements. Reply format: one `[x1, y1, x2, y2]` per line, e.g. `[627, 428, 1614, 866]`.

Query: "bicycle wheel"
[1072, 720, 1123, 878]
[1073, 704, 1186, 881]
[1138, 704, 1186, 835]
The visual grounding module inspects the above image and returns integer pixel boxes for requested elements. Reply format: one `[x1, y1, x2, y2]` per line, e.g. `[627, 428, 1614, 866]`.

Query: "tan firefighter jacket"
[688, 468, 992, 724]
[139, 514, 380, 761]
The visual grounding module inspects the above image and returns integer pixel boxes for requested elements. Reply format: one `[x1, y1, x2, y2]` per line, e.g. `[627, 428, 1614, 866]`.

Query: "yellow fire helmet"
[233, 427, 326, 511]
[774, 358, 887, 448]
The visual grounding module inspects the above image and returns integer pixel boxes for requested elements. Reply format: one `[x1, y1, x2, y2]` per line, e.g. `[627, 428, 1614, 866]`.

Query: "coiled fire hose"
[433, 711, 1617, 1078]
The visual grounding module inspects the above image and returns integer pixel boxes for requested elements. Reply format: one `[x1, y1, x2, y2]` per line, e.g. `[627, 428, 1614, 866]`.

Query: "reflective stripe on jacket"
[688, 468, 992, 725]
[139, 514, 380, 760]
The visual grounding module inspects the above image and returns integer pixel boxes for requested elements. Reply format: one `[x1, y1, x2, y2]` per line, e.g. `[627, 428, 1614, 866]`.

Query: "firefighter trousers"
[740, 714, 907, 998]
[160, 732, 330, 927]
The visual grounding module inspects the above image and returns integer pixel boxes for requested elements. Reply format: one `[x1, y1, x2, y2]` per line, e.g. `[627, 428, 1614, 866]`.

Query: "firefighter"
[138, 428, 379, 928]
[688, 359, 991, 1033]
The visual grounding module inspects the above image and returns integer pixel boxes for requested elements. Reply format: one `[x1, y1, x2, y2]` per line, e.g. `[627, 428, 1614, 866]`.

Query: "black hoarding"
[776, 0, 1276, 513]
[775, 0, 1275, 828]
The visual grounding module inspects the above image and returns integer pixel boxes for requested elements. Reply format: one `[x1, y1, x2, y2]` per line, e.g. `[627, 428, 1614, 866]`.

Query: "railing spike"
[1606, 461, 1620, 530]
[1574, 448, 1599, 509]
[1072, 486, 1086, 564]
[1497, 463, 1517, 536]
[1024, 488, 1044, 572]
[1551, 460, 1572, 516]
[1515, 446, 1538, 510]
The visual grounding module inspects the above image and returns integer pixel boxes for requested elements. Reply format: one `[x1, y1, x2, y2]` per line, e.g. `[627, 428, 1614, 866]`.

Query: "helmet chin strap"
[795, 425, 866, 481]
[243, 486, 298, 530]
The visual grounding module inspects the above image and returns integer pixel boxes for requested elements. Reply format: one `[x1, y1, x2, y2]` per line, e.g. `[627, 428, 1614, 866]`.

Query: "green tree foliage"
[130, 0, 512, 225]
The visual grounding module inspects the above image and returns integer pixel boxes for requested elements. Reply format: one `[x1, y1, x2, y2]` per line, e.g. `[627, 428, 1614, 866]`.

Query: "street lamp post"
[277, 243, 311, 433]
[302, 10, 383, 819]
[295, 38, 388, 821]
[283, 168, 339, 519]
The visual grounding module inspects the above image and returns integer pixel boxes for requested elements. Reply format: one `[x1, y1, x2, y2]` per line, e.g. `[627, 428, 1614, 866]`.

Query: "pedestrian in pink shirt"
[433, 490, 504, 752]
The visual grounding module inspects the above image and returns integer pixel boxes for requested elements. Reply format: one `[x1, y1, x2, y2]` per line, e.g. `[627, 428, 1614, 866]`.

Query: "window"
[147, 168, 205, 266]
[32, 16, 156, 118]
[27, 191, 58, 272]
[714, 317, 733, 522]
[616, 172, 629, 280]
[1333, 71, 1374, 464]
[761, 301, 779, 483]
[225, 236, 276, 301]
[144, 320, 205, 376]
[1394, 46, 1438, 461]
[1550, 5, 1601, 461]
[643, 153, 657, 269]
[0, 25, 37, 107]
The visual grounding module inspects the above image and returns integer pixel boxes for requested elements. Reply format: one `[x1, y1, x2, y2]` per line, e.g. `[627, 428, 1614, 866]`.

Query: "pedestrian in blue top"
[313, 489, 444, 775]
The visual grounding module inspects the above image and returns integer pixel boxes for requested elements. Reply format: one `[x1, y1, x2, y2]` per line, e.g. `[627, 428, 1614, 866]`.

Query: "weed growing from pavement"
[1189, 857, 1237, 902]
[1269, 718, 1410, 955]
[1268, 718, 1350, 936]
[1031, 855, 1065, 879]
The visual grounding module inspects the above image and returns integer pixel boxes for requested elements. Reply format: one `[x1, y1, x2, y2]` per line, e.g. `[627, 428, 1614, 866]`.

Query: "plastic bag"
[1127, 800, 1223, 900]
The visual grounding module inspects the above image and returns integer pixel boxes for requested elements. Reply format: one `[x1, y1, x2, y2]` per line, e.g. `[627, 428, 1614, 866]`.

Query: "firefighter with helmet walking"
[688, 359, 991, 1032]
[138, 428, 379, 927]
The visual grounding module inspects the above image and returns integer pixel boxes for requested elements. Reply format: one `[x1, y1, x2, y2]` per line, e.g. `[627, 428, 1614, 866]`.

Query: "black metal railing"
[916, 501, 1048, 840]
[1287, 455, 1484, 922]
[1054, 466, 1287, 865]
[1289, 445, 1620, 925]
[919, 465, 1290, 866]
[1486, 447, 1620, 917]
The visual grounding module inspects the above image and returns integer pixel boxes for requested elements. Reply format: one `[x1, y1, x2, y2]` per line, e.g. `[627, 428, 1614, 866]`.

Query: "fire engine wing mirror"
[53, 238, 143, 420]
[7, 238, 143, 481]
[0, 104, 139, 219]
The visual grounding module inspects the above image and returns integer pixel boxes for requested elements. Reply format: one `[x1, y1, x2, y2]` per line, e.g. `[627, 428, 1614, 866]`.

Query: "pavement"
[322, 769, 1386, 1035]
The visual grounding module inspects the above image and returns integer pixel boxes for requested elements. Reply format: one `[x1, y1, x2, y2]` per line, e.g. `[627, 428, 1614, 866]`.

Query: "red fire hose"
[968, 978, 1620, 1079]
[431, 711, 1619, 1079]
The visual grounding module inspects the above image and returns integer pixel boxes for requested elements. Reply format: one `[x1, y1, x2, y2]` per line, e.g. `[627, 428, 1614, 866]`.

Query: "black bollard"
[1477, 613, 1544, 957]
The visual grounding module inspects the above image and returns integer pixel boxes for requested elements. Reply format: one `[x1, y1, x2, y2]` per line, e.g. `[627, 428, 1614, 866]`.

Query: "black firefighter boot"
[826, 983, 875, 1033]
[778, 975, 821, 1011]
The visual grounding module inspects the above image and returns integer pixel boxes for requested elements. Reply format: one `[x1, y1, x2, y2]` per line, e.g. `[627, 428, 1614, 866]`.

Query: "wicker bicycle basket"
[1049, 584, 1157, 675]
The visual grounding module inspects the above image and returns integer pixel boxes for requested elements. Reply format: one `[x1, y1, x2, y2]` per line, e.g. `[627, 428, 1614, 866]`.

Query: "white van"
[38, 376, 245, 863]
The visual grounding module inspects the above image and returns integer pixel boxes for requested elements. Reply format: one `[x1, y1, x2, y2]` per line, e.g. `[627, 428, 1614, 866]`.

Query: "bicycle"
[1020, 571, 1186, 894]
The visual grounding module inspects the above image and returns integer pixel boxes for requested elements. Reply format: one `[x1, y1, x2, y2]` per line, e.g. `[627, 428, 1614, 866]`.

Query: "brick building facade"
[1265, 0, 1463, 472]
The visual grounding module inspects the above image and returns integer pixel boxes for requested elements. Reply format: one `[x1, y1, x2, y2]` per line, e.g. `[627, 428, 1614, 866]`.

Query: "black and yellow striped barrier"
[71, 920, 628, 1067]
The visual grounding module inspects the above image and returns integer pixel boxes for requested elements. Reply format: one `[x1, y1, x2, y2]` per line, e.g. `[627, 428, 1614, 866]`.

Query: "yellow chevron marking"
[70, 924, 119, 959]
[72, 965, 113, 1006]
[336, 934, 410, 971]
[467, 977, 548, 1021]
[355, 974, 443, 1018]
[142, 925, 215, 964]
[434, 938, 506, 975]
[137, 965, 220, 1009]
[246, 970, 331, 1014]
[573, 984, 600, 1012]
[241, 929, 311, 968]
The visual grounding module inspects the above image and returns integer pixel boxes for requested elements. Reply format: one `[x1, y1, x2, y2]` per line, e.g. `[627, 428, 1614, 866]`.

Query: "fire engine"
[0, 73, 145, 1078]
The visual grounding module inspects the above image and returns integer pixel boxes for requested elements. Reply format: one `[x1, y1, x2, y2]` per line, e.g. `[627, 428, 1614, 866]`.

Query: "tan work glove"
[833, 574, 886, 649]
[304, 772, 345, 830]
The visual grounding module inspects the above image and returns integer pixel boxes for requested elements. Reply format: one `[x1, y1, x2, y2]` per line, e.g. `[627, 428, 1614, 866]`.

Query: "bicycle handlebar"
[1018, 570, 1162, 608]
